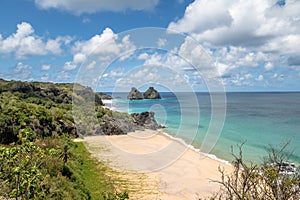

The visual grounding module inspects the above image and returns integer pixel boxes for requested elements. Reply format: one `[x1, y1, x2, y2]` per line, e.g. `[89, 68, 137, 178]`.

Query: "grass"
[69, 142, 117, 200]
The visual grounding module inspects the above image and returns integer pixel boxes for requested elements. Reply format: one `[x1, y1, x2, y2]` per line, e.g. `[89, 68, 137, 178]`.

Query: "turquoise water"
[109, 92, 300, 164]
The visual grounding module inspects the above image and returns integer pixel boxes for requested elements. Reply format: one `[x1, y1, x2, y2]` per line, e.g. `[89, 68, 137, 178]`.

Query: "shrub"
[209, 143, 300, 200]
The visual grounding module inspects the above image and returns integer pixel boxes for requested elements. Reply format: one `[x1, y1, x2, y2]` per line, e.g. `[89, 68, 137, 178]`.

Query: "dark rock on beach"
[100, 115, 142, 135]
[131, 111, 162, 130]
[143, 87, 161, 99]
[99, 111, 163, 135]
[127, 87, 144, 100]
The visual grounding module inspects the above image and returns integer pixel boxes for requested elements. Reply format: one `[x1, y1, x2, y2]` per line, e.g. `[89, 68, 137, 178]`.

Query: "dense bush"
[0, 128, 88, 199]
[0, 128, 129, 200]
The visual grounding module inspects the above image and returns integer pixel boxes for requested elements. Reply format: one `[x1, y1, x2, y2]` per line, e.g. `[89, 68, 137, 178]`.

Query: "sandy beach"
[81, 129, 233, 199]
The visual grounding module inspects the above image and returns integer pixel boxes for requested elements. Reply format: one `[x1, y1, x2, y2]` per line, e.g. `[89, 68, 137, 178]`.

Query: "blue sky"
[0, 0, 299, 92]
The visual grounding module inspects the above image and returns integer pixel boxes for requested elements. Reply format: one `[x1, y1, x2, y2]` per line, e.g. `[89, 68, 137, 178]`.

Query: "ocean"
[106, 92, 300, 165]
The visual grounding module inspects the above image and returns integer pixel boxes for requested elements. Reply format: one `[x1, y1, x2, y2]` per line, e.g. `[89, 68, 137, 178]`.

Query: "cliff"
[0, 79, 162, 144]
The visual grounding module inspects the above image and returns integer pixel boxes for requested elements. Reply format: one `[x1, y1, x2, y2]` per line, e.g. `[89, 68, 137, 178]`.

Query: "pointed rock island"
[143, 87, 161, 99]
[127, 87, 144, 100]
[127, 87, 161, 100]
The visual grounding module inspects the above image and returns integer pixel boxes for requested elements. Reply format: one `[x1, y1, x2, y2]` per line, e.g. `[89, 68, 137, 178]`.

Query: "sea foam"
[160, 130, 232, 166]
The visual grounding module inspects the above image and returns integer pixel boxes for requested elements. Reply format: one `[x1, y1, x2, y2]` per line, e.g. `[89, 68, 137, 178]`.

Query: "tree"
[210, 143, 300, 200]
[59, 144, 73, 166]
[0, 128, 45, 199]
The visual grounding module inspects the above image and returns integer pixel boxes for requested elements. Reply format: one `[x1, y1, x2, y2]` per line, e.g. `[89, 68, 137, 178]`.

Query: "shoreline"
[102, 99, 232, 167]
[82, 129, 233, 199]
[159, 130, 232, 167]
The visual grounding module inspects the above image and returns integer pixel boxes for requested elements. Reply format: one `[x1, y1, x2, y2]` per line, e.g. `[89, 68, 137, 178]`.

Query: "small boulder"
[127, 87, 144, 100]
[143, 87, 161, 99]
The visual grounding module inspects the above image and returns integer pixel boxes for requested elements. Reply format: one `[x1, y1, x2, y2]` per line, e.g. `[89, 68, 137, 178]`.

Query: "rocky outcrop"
[99, 111, 163, 135]
[100, 115, 142, 135]
[127, 87, 161, 100]
[143, 87, 161, 99]
[98, 92, 112, 100]
[127, 87, 144, 100]
[131, 111, 163, 130]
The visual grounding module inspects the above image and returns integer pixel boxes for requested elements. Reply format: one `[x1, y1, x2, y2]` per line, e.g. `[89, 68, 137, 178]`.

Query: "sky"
[0, 0, 299, 92]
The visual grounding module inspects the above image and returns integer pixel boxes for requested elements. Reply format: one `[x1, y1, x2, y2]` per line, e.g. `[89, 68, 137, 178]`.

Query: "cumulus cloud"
[67, 27, 135, 70]
[64, 61, 77, 71]
[41, 74, 49, 81]
[157, 38, 167, 47]
[168, 0, 300, 88]
[115, 65, 191, 92]
[168, 0, 233, 34]
[86, 61, 96, 70]
[14, 62, 32, 80]
[137, 52, 149, 60]
[256, 74, 264, 81]
[35, 0, 159, 14]
[41, 64, 51, 71]
[264, 62, 274, 71]
[0, 22, 69, 59]
[169, 0, 300, 51]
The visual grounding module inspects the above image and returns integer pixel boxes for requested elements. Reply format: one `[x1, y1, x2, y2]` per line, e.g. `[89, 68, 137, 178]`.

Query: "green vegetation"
[208, 143, 300, 200]
[0, 129, 128, 199]
[0, 78, 114, 144]
[0, 79, 128, 199]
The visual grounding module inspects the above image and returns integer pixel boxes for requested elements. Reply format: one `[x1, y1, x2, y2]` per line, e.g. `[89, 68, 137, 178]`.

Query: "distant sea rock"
[143, 87, 161, 99]
[127, 87, 144, 100]
[127, 87, 161, 100]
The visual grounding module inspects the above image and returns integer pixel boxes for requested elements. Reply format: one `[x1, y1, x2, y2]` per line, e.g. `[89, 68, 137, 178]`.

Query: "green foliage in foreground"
[208, 143, 300, 200]
[0, 79, 129, 199]
[0, 128, 129, 199]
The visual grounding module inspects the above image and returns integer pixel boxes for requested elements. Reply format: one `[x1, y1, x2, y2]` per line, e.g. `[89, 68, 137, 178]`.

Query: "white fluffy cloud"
[35, 0, 159, 14]
[168, 0, 233, 34]
[0, 22, 69, 59]
[256, 74, 264, 81]
[41, 64, 51, 71]
[169, 0, 300, 51]
[72, 28, 118, 63]
[115, 65, 191, 92]
[168, 0, 300, 88]
[14, 62, 32, 80]
[264, 62, 274, 71]
[157, 38, 167, 47]
[64, 61, 77, 71]
[66, 27, 135, 70]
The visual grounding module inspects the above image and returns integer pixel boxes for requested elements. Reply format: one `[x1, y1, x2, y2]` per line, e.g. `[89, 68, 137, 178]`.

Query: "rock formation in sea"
[127, 87, 144, 100]
[127, 87, 161, 100]
[143, 87, 161, 99]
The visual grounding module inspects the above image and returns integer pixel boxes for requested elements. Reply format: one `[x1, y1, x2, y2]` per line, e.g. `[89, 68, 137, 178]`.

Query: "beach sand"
[81, 130, 233, 199]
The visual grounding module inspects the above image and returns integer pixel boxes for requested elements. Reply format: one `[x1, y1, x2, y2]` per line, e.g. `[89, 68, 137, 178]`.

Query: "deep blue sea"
[107, 92, 300, 164]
